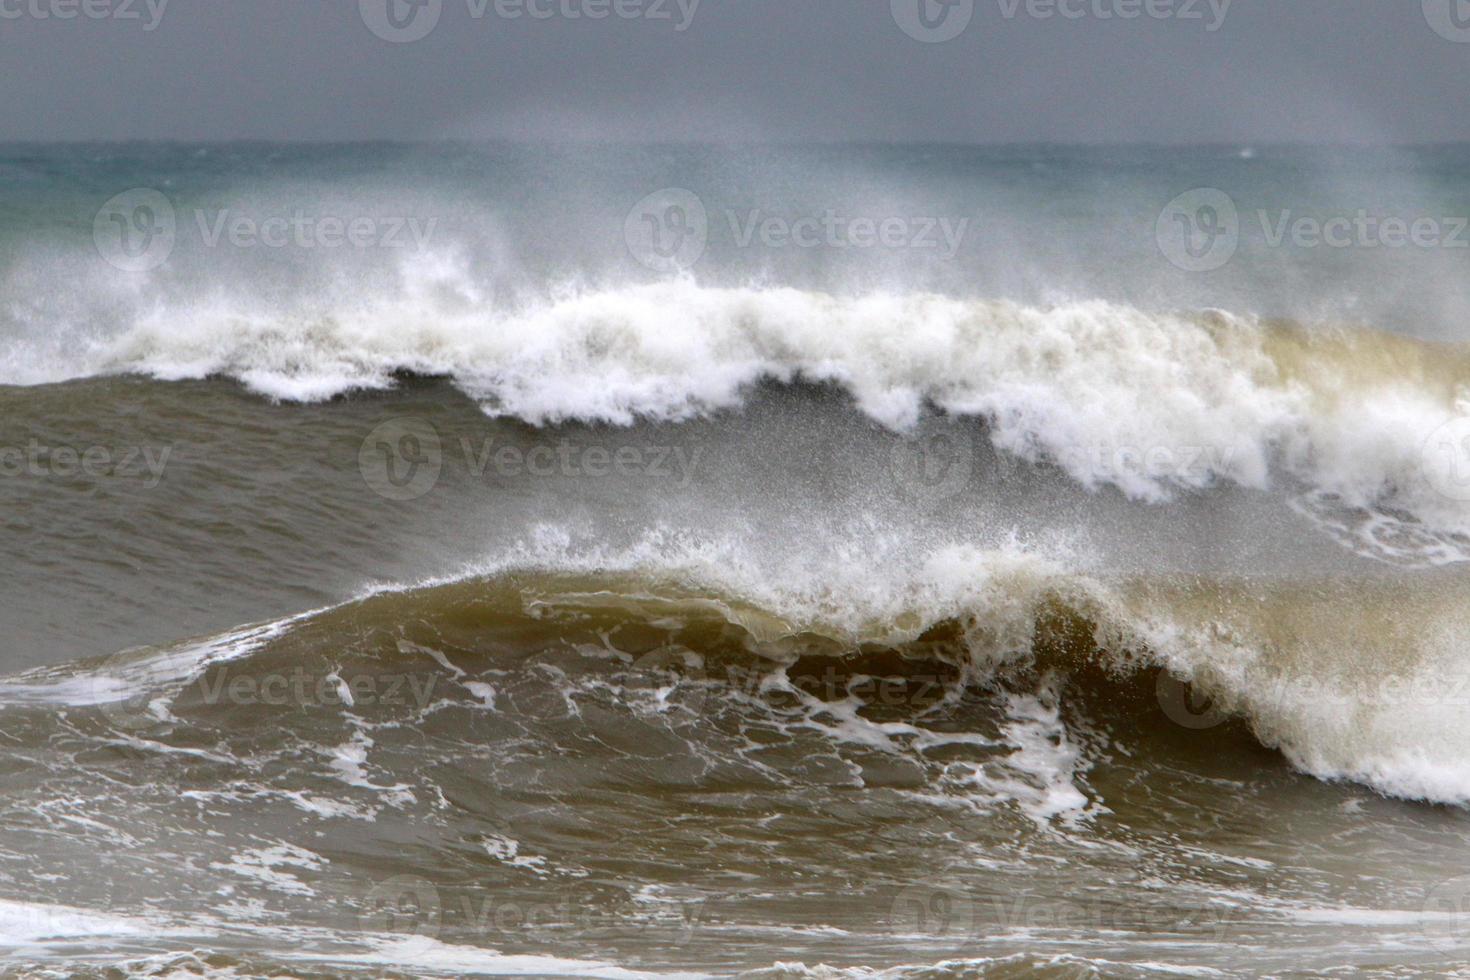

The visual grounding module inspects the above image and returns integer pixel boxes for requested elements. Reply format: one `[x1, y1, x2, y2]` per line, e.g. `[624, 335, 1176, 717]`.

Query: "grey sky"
[0, 0, 1465, 143]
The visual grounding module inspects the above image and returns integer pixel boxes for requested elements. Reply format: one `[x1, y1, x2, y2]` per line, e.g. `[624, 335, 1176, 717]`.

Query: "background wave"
[9, 285, 1470, 534]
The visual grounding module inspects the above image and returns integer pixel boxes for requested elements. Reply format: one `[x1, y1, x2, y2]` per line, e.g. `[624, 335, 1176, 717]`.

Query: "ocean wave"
[6, 281, 1470, 532]
[8, 538, 1470, 809]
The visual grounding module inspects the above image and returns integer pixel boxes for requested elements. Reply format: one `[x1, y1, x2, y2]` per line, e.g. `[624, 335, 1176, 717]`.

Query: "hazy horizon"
[3, 0, 1469, 144]
[14, 137, 1470, 147]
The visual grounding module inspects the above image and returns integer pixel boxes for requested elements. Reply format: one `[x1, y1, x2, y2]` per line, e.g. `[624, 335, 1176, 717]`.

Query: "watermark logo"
[360, 0, 442, 42]
[891, 0, 974, 42]
[1423, 875, 1470, 950]
[1157, 188, 1238, 273]
[1424, 0, 1470, 42]
[361, 875, 442, 937]
[625, 647, 709, 718]
[889, 884, 976, 938]
[625, 188, 708, 273]
[360, 418, 444, 501]
[464, 438, 702, 485]
[92, 646, 162, 731]
[94, 188, 176, 273]
[1422, 417, 1470, 503]
[888, 429, 976, 506]
[1156, 673, 1229, 730]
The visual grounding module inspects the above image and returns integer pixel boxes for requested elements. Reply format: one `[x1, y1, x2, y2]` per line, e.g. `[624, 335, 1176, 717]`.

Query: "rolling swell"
[9, 559, 1470, 808]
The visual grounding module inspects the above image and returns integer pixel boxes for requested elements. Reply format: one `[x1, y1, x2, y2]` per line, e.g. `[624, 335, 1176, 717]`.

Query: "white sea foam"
[0, 899, 178, 946]
[289, 934, 710, 978]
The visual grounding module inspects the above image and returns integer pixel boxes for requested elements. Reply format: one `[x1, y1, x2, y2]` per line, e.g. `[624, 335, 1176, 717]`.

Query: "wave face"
[6, 143, 1470, 977]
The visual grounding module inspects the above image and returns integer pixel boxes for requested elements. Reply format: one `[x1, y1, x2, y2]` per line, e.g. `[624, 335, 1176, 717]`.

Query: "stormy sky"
[1, 0, 1466, 144]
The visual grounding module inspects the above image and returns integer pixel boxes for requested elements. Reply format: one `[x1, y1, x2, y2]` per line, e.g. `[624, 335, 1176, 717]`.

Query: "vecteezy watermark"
[0, 440, 172, 487]
[623, 647, 710, 719]
[1158, 669, 1470, 732]
[1156, 188, 1239, 273]
[1156, 673, 1230, 730]
[889, 883, 976, 938]
[891, 0, 975, 43]
[1423, 417, 1470, 503]
[1423, 875, 1470, 951]
[358, 0, 699, 43]
[191, 666, 440, 712]
[0, 0, 168, 29]
[625, 189, 972, 272]
[357, 875, 705, 944]
[721, 663, 956, 708]
[624, 188, 709, 273]
[889, 883, 1235, 940]
[888, 431, 1235, 507]
[193, 210, 436, 252]
[892, 0, 1230, 42]
[359, 417, 704, 501]
[888, 429, 979, 507]
[727, 210, 970, 259]
[360, 418, 444, 502]
[94, 189, 176, 273]
[1057, 443, 1236, 487]
[887, 431, 1234, 505]
[1255, 210, 1470, 251]
[94, 188, 437, 273]
[361, 875, 443, 938]
[1158, 188, 1470, 273]
[461, 439, 702, 487]
[92, 654, 441, 730]
[1423, 0, 1470, 43]
[93, 645, 162, 731]
[995, 0, 1230, 29]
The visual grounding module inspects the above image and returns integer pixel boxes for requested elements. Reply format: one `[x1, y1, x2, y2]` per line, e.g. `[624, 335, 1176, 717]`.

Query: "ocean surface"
[5, 142, 1470, 976]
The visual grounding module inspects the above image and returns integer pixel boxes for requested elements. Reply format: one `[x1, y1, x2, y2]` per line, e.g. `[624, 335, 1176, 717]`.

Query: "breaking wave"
[8, 535, 1470, 809]
[6, 282, 1470, 531]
